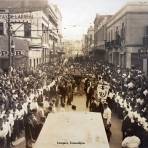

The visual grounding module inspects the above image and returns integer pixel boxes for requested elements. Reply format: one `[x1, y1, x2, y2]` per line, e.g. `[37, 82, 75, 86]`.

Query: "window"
[24, 23, 31, 38]
[0, 23, 4, 35]
[145, 26, 148, 36]
[16, 51, 21, 55]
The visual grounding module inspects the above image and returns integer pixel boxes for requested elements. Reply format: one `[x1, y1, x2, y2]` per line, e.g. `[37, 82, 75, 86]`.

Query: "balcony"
[105, 39, 122, 50]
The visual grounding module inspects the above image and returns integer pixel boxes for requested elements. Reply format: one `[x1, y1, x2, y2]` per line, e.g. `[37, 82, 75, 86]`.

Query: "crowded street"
[0, 56, 148, 148]
[0, 0, 148, 148]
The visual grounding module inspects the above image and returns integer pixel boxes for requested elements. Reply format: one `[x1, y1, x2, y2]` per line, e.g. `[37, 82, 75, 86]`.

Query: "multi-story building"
[0, 3, 62, 70]
[87, 26, 94, 54]
[94, 14, 112, 60]
[48, 4, 63, 59]
[106, 1, 148, 74]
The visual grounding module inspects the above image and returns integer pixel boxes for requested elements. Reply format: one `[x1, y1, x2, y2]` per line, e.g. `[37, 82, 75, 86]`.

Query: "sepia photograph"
[0, 0, 148, 148]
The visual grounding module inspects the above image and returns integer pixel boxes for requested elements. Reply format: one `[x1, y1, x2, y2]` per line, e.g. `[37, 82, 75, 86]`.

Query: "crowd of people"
[0, 56, 148, 148]
[64, 56, 148, 147]
[0, 62, 65, 148]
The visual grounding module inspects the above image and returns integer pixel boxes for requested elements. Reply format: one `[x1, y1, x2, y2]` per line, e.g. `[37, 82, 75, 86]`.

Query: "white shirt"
[108, 92, 114, 99]
[103, 107, 111, 124]
[0, 122, 9, 138]
[16, 109, 24, 120]
[115, 94, 121, 102]
[87, 86, 91, 94]
[22, 102, 28, 114]
[128, 82, 134, 89]
[8, 113, 14, 127]
[122, 136, 141, 148]
[30, 102, 38, 111]
[143, 89, 148, 96]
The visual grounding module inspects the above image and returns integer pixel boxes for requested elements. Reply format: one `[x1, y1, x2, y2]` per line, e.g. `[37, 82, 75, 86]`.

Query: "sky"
[48, 0, 141, 40]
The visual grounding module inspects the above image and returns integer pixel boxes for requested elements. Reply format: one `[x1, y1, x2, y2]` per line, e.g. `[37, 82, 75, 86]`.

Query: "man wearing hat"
[122, 132, 141, 148]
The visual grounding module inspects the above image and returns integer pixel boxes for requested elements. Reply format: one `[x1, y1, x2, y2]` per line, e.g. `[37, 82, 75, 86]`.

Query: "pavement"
[15, 94, 123, 148]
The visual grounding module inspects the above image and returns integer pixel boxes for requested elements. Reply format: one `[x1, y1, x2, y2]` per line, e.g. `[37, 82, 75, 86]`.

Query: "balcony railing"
[105, 36, 123, 50]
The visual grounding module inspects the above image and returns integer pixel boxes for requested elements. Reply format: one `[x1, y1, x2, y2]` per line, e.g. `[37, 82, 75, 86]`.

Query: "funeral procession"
[0, 0, 148, 148]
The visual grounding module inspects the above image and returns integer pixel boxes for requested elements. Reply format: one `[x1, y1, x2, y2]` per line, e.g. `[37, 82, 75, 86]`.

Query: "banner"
[97, 84, 110, 102]
[0, 50, 22, 57]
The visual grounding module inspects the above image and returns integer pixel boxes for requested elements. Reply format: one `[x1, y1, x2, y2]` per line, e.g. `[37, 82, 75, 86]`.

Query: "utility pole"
[7, 11, 12, 68]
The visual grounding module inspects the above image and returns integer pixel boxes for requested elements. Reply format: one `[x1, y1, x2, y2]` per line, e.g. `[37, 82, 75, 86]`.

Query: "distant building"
[93, 14, 112, 60]
[106, 1, 148, 74]
[63, 40, 82, 57]
[87, 26, 94, 54]
[83, 26, 94, 55]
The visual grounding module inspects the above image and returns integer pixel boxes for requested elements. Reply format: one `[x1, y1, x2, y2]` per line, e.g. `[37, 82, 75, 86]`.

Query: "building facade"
[94, 14, 112, 61]
[0, 4, 62, 70]
[106, 2, 148, 74]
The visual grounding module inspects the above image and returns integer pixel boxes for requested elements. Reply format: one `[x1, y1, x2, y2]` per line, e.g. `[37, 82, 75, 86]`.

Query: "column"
[143, 58, 147, 76]
[126, 52, 131, 68]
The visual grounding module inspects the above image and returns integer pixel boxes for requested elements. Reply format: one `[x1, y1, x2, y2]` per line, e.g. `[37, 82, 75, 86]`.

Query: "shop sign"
[0, 50, 23, 57]
[0, 13, 33, 20]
